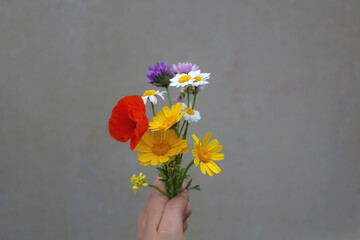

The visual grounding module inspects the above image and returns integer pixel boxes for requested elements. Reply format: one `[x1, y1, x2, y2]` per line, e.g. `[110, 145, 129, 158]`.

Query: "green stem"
[174, 123, 179, 136]
[187, 87, 190, 107]
[168, 171, 174, 198]
[148, 184, 170, 198]
[183, 160, 194, 178]
[192, 87, 198, 109]
[179, 120, 186, 136]
[182, 88, 191, 139]
[166, 87, 172, 106]
[150, 102, 156, 117]
[182, 122, 189, 139]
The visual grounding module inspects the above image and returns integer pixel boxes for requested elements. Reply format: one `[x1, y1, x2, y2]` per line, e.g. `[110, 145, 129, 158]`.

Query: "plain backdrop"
[1, 0, 359, 239]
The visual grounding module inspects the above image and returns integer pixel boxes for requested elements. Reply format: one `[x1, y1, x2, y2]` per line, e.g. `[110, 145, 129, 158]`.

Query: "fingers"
[183, 220, 188, 232]
[183, 202, 192, 232]
[158, 189, 189, 235]
[184, 202, 192, 220]
[138, 177, 169, 231]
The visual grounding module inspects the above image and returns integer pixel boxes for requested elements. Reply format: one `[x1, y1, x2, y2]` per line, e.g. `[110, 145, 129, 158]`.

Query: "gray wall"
[1, 0, 359, 239]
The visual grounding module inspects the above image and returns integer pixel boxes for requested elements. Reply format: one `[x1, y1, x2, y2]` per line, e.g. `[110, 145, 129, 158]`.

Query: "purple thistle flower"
[173, 62, 199, 74]
[146, 62, 174, 88]
[171, 64, 179, 75]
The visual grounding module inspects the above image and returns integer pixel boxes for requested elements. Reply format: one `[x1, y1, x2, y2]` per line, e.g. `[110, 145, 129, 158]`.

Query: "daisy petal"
[149, 95, 157, 104]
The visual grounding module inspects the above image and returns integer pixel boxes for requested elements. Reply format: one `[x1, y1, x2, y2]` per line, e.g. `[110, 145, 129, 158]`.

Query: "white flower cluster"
[169, 70, 210, 88]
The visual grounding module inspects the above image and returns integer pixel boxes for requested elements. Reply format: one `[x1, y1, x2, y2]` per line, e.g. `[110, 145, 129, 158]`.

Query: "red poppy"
[108, 95, 149, 150]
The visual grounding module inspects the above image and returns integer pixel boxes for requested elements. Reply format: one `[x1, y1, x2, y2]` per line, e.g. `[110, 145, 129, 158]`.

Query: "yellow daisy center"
[152, 142, 170, 156]
[185, 108, 195, 115]
[143, 90, 156, 96]
[194, 76, 202, 82]
[198, 146, 211, 163]
[178, 75, 192, 83]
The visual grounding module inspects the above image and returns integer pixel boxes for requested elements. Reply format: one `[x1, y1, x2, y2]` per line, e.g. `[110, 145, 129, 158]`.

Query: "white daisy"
[169, 71, 198, 88]
[182, 103, 201, 123]
[142, 90, 166, 104]
[191, 70, 210, 87]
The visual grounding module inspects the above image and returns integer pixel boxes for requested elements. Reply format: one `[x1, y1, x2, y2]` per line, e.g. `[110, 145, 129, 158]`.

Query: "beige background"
[1, 0, 360, 239]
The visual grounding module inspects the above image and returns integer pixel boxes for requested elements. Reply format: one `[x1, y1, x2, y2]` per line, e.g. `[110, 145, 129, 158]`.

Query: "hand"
[136, 177, 192, 240]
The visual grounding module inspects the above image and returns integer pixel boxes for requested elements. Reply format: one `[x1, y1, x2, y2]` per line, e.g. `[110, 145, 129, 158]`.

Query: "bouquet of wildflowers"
[108, 62, 224, 199]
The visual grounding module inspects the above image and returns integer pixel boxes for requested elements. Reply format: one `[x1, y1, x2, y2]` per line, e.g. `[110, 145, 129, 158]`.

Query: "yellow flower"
[135, 129, 189, 166]
[192, 132, 224, 176]
[130, 172, 148, 193]
[149, 102, 185, 131]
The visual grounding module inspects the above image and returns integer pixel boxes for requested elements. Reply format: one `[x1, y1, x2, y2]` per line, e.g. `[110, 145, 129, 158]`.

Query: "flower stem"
[192, 87, 198, 109]
[182, 122, 189, 139]
[182, 87, 191, 139]
[148, 184, 170, 198]
[187, 87, 190, 107]
[179, 120, 186, 136]
[150, 102, 156, 117]
[183, 160, 194, 178]
[166, 87, 172, 106]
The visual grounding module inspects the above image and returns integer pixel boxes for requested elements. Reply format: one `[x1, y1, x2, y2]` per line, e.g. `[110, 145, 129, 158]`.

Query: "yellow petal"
[163, 106, 171, 117]
[149, 122, 161, 130]
[210, 153, 224, 161]
[192, 134, 200, 144]
[208, 161, 221, 174]
[181, 146, 189, 154]
[158, 155, 169, 163]
[207, 139, 219, 150]
[167, 148, 178, 156]
[172, 102, 182, 115]
[141, 130, 156, 146]
[209, 144, 223, 153]
[200, 162, 206, 174]
[138, 153, 155, 162]
[153, 130, 163, 142]
[202, 132, 212, 146]
[194, 158, 200, 166]
[165, 129, 177, 143]
[177, 111, 186, 121]
[139, 161, 151, 166]
[135, 141, 152, 152]
[151, 157, 159, 165]
[192, 149, 198, 158]
[204, 164, 214, 176]
[157, 110, 166, 119]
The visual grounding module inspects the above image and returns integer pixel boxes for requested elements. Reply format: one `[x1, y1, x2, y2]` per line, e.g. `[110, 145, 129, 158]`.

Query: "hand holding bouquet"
[109, 62, 224, 199]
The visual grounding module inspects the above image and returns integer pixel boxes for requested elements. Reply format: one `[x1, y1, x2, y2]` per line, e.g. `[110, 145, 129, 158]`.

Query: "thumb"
[158, 190, 189, 234]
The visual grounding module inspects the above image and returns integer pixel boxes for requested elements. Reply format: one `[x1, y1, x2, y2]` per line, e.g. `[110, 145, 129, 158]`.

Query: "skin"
[136, 177, 192, 240]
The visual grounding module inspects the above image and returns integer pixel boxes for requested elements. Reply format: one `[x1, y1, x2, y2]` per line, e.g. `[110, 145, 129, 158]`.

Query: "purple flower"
[146, 62, 174, 88]
[171, 64, 179, 75]
[172, 62, 199, 74]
